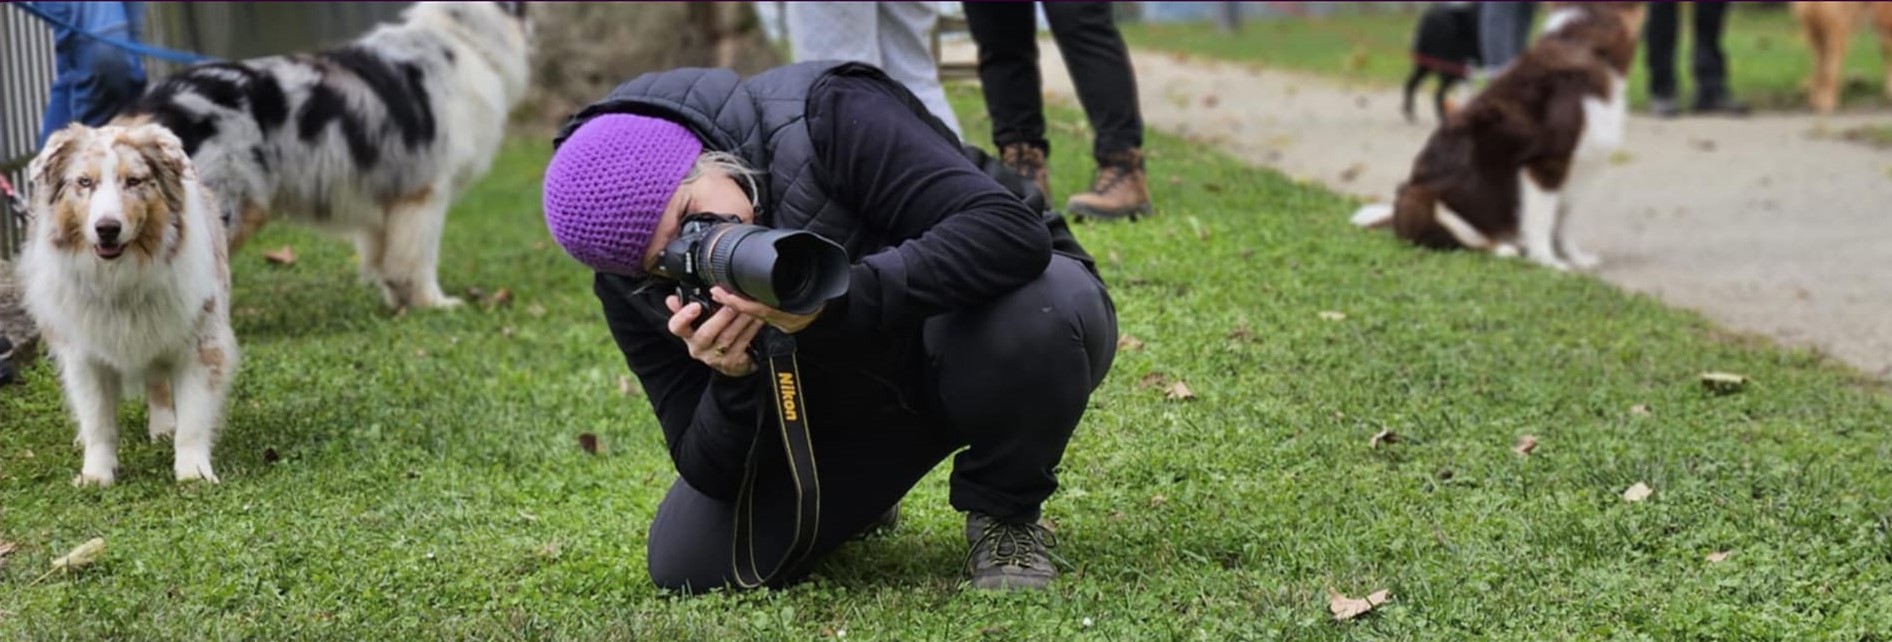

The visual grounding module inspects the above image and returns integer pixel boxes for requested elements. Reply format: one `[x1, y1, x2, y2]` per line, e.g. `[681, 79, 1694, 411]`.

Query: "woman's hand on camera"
[666, 295, 764, 377]
[711, 287, 824, 334]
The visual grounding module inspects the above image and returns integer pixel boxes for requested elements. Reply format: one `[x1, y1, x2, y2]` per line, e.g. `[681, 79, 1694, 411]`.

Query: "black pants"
[646, 255, 1117, 592]
[963, 2, 1144, 164]
[1645, 2, 1731, 102]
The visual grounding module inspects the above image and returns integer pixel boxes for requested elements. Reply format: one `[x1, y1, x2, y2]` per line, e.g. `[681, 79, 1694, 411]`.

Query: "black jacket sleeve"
[593, 274, 760, 501]
[799, 76, 1053, 340]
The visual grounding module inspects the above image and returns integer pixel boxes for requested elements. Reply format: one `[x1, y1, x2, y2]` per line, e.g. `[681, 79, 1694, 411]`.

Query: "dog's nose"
[95, 220, 122, 243]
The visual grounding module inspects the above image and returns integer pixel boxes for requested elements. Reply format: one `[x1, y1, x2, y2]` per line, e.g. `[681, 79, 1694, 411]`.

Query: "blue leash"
[11, 2, 220, 65]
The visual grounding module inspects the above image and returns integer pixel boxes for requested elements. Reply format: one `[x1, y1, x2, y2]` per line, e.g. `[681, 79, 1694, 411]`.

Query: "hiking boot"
[1066, 149, 1153, 221]
[999, 143, 1050, 204]
[963, 512, 1059, 591]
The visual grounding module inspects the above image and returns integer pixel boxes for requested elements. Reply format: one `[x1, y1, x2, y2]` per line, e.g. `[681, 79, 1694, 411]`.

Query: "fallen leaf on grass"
[1117, 334, 1146, 352]
[29, 537, 105, 586]
[1227, 322, 1253, 341]
[262, 246, 296, 265]
[527, 303, 546, 318]
[1705, 551, 1731, 563]
[617, 375, 639, 396]
[1167, 175, 1182, 187]
[484, 287, 513, 310]
[1369, 429, 1397, 448]
[1513, 434, 1538, 456]
[0, 540, 16, 568]
[1319, 310, 1348, 321]
[1137, 372, 1168, 390]
[1623, 482, 1653, 502]
[1328, 588, 1391, 621]
[263, 448, 280, 464]
[1630, 404, 1653, 417]
[1108, 250, 1122, 266]
[578, 433, 600, 455]
[1164, 381, 1196, 401]
[501, 326, 515, 339]
[1149, 494, 1168, 507]
[1700, 372, 1749, 395]
[1204, 183, 1224, 193]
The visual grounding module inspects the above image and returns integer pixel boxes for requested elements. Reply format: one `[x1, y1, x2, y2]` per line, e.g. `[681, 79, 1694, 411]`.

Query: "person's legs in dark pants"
[924, 254, 1117, 589]
[1039, 2, 1152, 221]
[962, 2, 1051, 199]
[1688, 2, 1747, 114]
[645, 405, 959, 593]
[1644, 1, 1682, 116]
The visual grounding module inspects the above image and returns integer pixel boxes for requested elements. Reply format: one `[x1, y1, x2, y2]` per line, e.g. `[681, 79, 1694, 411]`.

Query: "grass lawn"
[5, 84, 1892, 640]
[1121, 4, 1892, 112]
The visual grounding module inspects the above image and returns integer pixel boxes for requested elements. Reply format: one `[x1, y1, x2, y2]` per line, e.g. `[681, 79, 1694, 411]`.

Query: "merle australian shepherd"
[1354, 3, 1645, 272]
[109, 2, 533, 310]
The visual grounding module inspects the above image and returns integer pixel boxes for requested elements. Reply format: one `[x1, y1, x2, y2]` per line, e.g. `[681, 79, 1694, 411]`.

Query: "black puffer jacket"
[558, 62, 1094, 500]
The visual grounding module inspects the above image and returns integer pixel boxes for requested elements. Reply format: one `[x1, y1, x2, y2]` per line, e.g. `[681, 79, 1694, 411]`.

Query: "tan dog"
[1791, 1, 1892, 113]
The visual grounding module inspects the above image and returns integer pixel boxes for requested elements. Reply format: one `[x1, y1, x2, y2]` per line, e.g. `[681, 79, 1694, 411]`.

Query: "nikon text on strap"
[730, 330, 822, 588]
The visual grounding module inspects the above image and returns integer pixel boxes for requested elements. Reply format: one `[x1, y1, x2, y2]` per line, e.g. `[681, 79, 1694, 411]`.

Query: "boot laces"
[971, 519, 1058, 569]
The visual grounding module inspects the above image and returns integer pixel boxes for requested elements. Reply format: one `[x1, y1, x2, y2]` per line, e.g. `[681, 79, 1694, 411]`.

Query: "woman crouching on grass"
[540, 61, 1118, 592]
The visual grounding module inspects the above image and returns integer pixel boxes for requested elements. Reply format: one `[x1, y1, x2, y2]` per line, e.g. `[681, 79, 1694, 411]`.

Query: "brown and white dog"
[1791, 1, 1892, 114]
[1351, 3, 1645, 272]
[16, 122, 238, 487]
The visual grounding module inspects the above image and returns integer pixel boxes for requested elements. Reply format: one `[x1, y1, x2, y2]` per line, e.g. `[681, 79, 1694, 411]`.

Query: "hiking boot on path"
[1066, 149, 1152, 221]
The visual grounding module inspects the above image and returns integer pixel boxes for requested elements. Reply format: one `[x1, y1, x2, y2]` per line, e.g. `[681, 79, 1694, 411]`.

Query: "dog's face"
[28, 123, 192, 264]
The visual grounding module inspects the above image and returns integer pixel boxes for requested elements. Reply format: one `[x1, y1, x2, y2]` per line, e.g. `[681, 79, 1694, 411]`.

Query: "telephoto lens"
[655, 215, 850, 315]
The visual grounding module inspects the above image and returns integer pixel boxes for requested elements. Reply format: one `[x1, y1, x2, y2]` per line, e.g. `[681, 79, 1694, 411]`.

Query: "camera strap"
[730, 330, 822, 589]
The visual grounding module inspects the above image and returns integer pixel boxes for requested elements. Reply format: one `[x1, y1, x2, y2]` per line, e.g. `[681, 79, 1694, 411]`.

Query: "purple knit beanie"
[543, 113, 704, 276]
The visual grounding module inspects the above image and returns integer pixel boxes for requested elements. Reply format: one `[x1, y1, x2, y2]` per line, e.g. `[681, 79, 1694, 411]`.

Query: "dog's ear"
[28, 123, 89, 203]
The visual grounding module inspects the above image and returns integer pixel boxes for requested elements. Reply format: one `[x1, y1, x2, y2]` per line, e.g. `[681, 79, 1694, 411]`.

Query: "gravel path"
[946, 40, 1892, 378]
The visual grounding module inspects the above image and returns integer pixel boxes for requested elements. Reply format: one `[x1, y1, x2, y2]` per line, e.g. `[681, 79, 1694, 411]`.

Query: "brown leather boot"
[999, 143, 1050, 204]
[1066, 149, 1152, 221]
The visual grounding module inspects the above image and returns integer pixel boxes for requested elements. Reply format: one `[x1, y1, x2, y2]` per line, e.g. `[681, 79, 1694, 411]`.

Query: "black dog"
[1403, 2, 1482, 123]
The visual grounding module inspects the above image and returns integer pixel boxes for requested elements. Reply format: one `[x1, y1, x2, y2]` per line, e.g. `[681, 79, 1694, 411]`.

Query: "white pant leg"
[874, 2, 963, 139]
[785, 2, 881, 65]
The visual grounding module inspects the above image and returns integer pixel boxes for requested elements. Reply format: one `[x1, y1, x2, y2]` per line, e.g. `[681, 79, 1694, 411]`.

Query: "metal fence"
[1, 2, 411, 260]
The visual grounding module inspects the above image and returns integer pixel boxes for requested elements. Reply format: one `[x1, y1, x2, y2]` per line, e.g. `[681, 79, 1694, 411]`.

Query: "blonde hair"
[682, 151, 763, 210]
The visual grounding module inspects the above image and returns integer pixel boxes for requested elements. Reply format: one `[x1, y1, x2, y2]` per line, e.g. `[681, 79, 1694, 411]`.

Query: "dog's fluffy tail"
[1350, 203, 1395, 229]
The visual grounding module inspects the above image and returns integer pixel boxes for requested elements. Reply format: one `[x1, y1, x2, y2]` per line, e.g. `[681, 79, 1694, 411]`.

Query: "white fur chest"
[1566, 73, 1629, 192]
[20, 252, 214, 373]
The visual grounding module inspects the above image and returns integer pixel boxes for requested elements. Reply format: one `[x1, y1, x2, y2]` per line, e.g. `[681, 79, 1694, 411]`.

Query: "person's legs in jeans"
[962, 1, 1051, 199]
[874, 2, 963, 139]
[38, 1, 147, 144]
[1040, 2, 1152, 220]
[925, 254, 1117, 589]
[1478, 1, 1538, 76]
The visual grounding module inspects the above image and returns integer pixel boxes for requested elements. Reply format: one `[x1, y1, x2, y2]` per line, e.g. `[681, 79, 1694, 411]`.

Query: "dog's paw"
[1493, 243, 1522, 259]
[429, 296, 466, 310]
[72, 470, 115, 488]
[175, 450, 220, 484]
[175, 463, 221, 485]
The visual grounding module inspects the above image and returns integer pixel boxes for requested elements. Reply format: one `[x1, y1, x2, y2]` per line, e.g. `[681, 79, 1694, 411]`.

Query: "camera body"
[652, 213, 850, 317]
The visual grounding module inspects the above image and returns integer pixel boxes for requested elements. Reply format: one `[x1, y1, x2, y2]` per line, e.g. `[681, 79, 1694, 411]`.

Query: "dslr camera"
[652, 213, 850, 316]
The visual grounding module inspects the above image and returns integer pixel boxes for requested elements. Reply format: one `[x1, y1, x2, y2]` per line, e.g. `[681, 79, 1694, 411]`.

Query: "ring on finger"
[712, 345, 727, 356]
